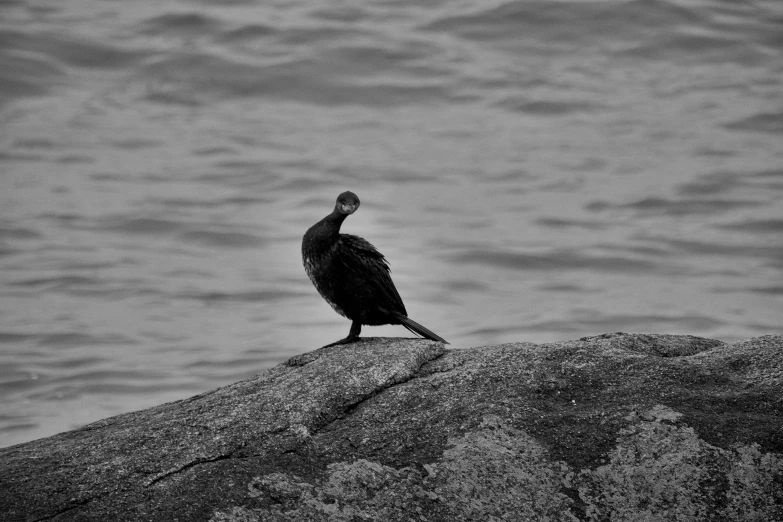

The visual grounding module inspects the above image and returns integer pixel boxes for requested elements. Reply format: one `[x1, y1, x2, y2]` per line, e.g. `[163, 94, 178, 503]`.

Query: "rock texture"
[1, 333, 782, 521]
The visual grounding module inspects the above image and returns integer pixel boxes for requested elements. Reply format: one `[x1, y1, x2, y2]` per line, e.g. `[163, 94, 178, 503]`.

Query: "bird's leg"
[322, 320, 362, 348]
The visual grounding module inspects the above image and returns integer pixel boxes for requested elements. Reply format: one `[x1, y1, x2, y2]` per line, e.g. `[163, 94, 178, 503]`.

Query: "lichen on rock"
[423, 415, 577, 522]
[577, 405, 783, 522]
[210, 407, 783, 522]
[210, 415, 577, 522]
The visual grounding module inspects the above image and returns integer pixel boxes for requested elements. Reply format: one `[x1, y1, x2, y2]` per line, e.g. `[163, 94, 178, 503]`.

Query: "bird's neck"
[305, 210, 348, 252]
[321, 210, 348, 236]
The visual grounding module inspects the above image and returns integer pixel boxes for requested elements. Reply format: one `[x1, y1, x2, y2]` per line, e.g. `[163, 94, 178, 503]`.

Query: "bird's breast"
[302, 247, 349, 317]
[302, 255, 317, 282]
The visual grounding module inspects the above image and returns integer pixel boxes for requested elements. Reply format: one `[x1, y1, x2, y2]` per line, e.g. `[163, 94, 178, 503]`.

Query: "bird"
[302, 191, 448, 347]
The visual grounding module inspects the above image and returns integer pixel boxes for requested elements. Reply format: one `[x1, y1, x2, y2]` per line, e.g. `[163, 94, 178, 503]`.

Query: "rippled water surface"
[1, 0, 782, 447]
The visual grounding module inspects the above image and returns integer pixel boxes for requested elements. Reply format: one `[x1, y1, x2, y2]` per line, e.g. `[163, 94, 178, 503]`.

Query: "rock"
[1, 333, 782, 521]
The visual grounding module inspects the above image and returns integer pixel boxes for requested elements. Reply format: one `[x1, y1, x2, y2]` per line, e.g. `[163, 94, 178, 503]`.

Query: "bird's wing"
[335, 234, 407, 313]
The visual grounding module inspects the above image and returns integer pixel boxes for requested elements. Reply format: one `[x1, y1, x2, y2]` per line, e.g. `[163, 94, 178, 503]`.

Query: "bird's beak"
[341, 203, 357, 214]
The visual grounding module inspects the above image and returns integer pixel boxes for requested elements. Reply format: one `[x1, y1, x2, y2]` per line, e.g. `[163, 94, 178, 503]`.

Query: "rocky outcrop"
[1, 334, 781, 521]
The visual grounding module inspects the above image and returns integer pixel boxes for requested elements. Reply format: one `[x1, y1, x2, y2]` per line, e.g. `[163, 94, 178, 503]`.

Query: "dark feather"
[334, 234, 407, 317]
[398, 316, 449, 344]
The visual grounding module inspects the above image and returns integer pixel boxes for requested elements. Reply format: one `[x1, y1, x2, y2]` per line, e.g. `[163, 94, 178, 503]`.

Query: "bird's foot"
[322, 320, 362, 348]
[321, 335, 360, 348]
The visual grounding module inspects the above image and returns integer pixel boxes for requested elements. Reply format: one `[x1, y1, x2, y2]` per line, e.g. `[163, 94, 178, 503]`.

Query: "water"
[1, 0, 781, 448]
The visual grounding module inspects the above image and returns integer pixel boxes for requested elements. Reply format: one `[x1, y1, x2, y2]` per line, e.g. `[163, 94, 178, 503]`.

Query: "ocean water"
[1, 0, 781, 448]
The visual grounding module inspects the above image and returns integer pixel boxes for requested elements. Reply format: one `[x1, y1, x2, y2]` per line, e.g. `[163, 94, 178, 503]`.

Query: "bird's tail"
[397, 316, 449, 344]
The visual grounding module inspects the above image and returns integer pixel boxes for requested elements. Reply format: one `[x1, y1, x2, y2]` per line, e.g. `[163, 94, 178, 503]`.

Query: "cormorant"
[302, 191, 448, 347]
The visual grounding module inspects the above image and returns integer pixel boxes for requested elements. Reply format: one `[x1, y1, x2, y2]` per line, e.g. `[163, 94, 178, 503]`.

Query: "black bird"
[302, 191, 448, 347]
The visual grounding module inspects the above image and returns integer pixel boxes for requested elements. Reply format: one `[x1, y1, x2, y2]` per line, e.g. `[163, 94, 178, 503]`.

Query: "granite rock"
[1, 334, 781, 521]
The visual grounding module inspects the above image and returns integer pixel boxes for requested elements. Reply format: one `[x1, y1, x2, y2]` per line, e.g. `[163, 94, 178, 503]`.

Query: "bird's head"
[335, 191, 360, 215]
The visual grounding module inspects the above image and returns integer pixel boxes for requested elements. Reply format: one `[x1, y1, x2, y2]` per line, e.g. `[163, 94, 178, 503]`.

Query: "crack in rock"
[144, 346, 446, 487]
[309, 350, 447, 438]
[145, 453, 234, 487]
